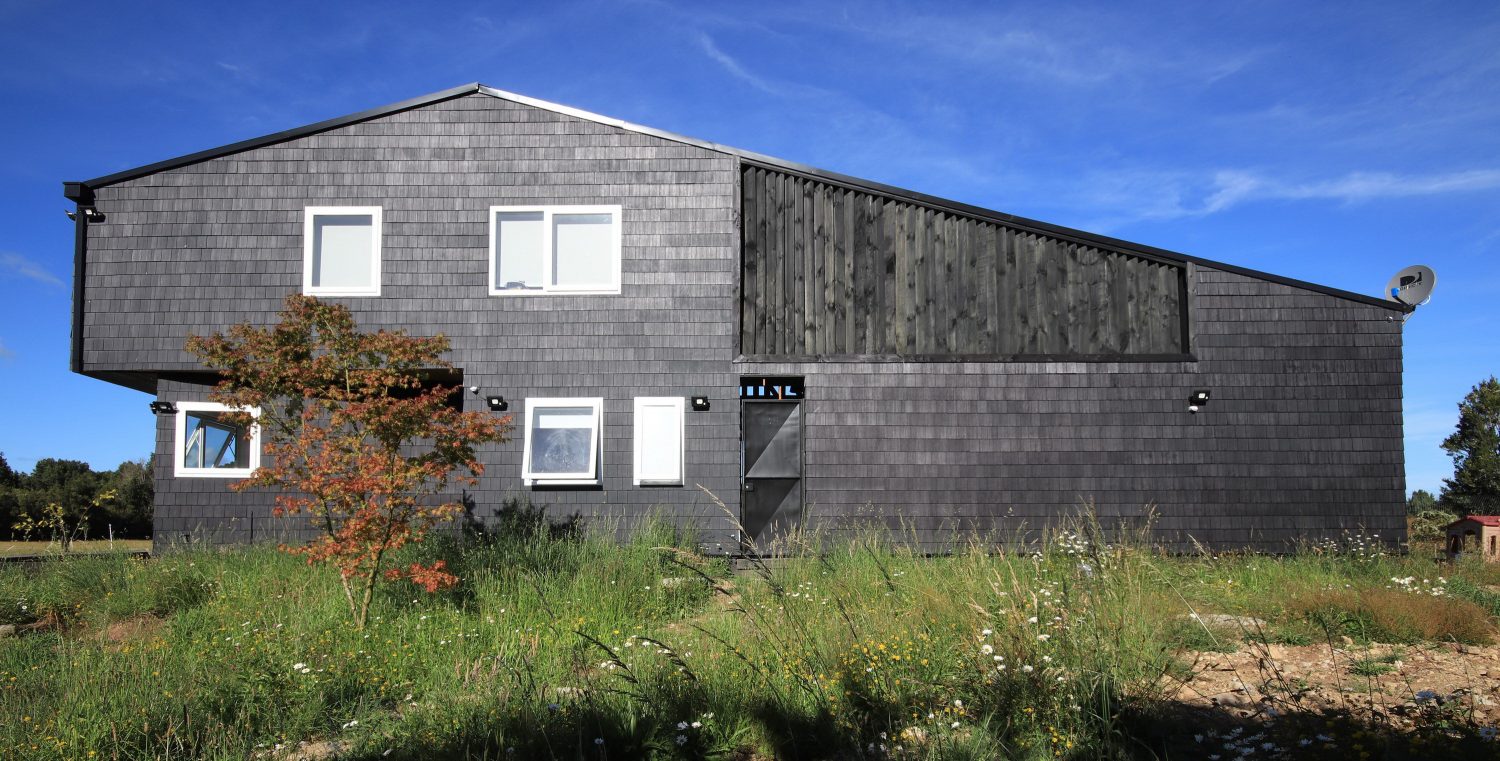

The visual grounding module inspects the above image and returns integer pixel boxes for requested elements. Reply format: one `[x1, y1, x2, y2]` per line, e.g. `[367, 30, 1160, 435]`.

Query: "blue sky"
[0, 0, 1495, 495]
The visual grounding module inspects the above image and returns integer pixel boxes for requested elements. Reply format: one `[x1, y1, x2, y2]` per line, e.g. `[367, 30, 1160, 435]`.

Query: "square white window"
[490, 205, 621, 295]
[304, 206, 382, 296]
[173, 401, 261, 478]
[522, 397, 603, 485]
[633, 397, 685, 486]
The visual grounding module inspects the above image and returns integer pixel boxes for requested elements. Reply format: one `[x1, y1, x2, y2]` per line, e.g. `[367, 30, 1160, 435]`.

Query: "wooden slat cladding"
[740, 165, 1188, 358]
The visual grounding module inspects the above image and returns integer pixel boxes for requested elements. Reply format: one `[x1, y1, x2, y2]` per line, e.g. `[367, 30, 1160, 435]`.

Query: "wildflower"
[675, 735, 688, 746]
[677, 721, 689, 730]
[1480, 726, 1497, 741]
[594, 738, 604, 745]
[954, 699, 963, 707]
[1037, 634, 1051, 642]
[981, 628, 993, 636]
[547, 703, 561, 711]
[1415, 690, 1438, 703]
[951, 721, 960, 728]
[1022, 664, 1035, 673]
[981, 644, 995, 655]
[691, 721, 702, 729]
[1027, 616, 1038, 624]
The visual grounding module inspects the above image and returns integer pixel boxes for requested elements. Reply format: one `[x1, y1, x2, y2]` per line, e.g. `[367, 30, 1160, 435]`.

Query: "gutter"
[62, 181, 94, 375]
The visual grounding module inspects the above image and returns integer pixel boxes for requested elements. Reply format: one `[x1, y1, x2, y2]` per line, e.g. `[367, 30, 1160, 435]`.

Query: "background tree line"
[0, 452, 153, 541]
[1407, 375, 1500, 540]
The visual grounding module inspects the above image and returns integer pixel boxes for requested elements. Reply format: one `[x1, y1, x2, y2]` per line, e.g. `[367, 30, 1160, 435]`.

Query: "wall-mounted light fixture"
[1188, 389, 1210, 414]
[691, 395, 710, 412]
[486, 396, 508, 412]
[149, 401, 177, 414]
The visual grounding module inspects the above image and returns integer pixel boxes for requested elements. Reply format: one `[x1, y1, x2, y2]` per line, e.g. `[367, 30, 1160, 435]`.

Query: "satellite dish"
[1385, 264, 1436, 306]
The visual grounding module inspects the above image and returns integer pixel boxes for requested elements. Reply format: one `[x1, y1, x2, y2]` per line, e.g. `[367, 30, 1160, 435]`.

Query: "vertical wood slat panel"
[817, 183, 833, 357]
[768, 171, 780, 355]
[739, 164, 1188, 358]
[740, 167, 759, 355]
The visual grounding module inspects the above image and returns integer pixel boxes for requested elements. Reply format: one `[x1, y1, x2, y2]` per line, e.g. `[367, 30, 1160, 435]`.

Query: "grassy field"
[0, 539, 153, 558]
[2, 516, 1499, 760]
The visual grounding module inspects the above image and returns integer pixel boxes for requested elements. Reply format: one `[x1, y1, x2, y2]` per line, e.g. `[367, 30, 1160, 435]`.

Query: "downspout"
[62, 181, 94, 375]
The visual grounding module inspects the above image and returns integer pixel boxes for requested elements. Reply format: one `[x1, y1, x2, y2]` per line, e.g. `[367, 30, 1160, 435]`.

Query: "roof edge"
[64, 82, 1411, 313]
[69, 83, 484, 190]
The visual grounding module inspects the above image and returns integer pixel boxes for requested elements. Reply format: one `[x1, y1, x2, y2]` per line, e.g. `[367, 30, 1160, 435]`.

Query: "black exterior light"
[149, 401, 176, 414]
[1188, 390, 1210, 414]
[486, 395, 508, 412]
[691, 395, 710, 412]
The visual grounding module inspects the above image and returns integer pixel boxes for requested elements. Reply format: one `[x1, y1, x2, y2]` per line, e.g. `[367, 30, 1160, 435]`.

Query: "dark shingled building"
[63, 84, 1410, 554]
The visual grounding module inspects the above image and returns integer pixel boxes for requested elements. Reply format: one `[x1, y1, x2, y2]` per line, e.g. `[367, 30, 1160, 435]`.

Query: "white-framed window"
[173, 401, 261, 478]
[303, 206, 382, 297]
[489, 205, 622, 295]
[633, 397, 684, 486]
[522, 397, 604, 486]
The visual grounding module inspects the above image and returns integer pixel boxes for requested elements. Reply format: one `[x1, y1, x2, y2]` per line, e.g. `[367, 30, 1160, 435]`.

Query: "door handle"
[743, 482, 755, 492]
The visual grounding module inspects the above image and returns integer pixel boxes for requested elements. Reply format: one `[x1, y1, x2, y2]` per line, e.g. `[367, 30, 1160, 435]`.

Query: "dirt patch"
[1168, 640, 1500, 729]
[101, 614, 165, 646]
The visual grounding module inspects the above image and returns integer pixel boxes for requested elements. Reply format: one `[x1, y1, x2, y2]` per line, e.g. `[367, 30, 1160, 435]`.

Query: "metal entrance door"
[741, 400, 803, 553]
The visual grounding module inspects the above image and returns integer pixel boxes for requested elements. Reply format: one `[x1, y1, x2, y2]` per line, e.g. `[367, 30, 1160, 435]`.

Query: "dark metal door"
[741, 401, 803, 553]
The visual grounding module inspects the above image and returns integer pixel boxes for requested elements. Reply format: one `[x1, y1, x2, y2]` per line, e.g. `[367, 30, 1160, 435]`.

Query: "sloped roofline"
[64, 82, 1408, 312]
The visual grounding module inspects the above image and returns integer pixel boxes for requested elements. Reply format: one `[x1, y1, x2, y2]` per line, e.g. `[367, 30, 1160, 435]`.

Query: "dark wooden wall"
[740, 164, 1187, 359]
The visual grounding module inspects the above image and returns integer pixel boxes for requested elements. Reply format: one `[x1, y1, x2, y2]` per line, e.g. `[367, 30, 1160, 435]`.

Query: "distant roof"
[64, 82, 1409, 313]
[1447, 516, 1500, 528]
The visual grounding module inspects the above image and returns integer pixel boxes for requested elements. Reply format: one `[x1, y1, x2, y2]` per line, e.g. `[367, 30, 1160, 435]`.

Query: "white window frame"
[173, 401, 262, 478]
[488, 205, 622, 296]
[521, 397, 604, 486]
[633, 397, 685, 486]
[303, 206, 383, 297]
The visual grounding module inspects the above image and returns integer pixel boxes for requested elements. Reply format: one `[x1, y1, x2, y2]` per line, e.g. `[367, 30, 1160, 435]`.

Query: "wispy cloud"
[1075, 167, 1500, 229]
[696, 33, 780, 95]
[1213, 169, 1500, 208]
[0, 338, 13, 362]
[0, 252, 63, 287]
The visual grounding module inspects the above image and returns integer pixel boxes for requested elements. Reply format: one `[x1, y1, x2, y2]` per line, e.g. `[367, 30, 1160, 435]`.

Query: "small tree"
[187, 295, 509, 628]
[10, 489, 115, 553]
[1440, 376, 1500, 515]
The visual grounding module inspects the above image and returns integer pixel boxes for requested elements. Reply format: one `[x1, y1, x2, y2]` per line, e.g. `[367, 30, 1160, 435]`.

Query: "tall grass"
[1, 513, 1497, 759]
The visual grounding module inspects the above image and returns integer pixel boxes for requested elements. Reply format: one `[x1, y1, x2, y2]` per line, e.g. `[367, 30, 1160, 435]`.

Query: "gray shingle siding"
[739, 265, 1405, 552]
[77, 91, 1406, 553]
[87, 93, 742, 551]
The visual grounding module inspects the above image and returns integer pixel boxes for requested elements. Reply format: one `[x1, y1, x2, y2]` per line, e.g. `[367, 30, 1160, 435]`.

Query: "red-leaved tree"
[186, 295, 509, 628]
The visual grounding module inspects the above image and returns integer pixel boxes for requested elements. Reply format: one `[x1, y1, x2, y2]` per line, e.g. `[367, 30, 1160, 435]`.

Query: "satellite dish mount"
[1384, 264, 1436, 316]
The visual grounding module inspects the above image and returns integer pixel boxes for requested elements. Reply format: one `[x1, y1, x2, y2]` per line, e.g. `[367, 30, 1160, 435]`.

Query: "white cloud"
[1074, 167, 1500, 229]
[695, 33, 783, 96]
[0, 252, 63, 287]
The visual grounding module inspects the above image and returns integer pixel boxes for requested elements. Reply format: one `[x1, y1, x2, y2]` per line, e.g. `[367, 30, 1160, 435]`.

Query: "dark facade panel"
[737, 265, 1405, 553]
[82, 93, 744, 551]
[740, 165, 1187, 359]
